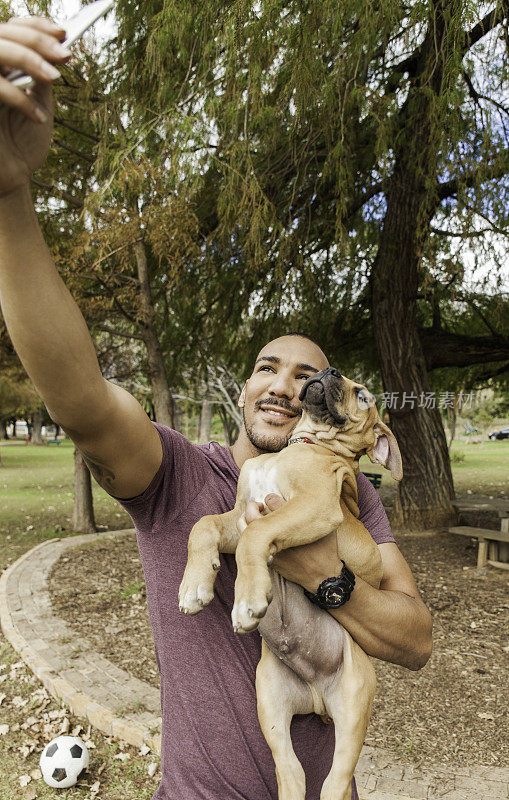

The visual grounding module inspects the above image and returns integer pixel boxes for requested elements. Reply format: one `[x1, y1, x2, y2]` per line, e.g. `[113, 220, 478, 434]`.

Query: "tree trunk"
[371, 4, 460, 529]
[447, 396, 458, 450]
[133, 239, 175, 428]
[31, 409, 44, 445]
[172, 399, 182, 433]
[198, 396, 213, 443]
[0, 420, 8, 439]
[72, 448, 96, 533]
[218, 406, 239, 446]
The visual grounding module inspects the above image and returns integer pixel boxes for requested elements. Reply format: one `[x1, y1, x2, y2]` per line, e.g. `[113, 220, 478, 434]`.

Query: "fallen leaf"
[18, 775, 31, 787]
[12, 696, 28, 707]
[23, 788, 37, 800]
[114, 752, 130, 761]
[148, 762, 158, 778]
[0, 724, 9, 735]
[59, 717, 70, 734]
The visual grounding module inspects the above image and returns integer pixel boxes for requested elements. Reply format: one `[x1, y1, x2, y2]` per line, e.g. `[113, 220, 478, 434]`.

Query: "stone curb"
[0, 530, 161, 755]
[1, 532, 508, 799]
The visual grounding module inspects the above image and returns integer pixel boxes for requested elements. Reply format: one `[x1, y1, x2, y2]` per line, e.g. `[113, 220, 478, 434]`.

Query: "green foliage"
[104, 0, 507, 382]
[1, 0, 507, 430]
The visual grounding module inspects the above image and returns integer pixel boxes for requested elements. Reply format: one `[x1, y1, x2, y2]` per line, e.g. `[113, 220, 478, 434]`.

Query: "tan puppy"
[179, 367, 403, 800]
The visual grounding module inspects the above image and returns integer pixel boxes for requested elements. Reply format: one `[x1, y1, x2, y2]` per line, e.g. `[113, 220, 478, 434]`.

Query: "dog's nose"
[328, 368, 342, 380]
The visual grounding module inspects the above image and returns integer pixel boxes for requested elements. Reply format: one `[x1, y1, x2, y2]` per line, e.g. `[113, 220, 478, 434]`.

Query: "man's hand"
[0, 17, 71, 196]
[237, 494, 342, 592]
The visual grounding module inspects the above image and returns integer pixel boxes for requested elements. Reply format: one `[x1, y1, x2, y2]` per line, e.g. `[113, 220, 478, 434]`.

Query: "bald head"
[254, 335, 329, 375]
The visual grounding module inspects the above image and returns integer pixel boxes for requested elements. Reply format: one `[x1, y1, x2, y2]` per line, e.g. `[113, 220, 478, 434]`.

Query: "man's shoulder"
[152, 423, 239, 480]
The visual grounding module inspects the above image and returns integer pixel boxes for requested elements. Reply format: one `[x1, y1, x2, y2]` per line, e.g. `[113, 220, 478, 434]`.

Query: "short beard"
[243, 410, 291, 453]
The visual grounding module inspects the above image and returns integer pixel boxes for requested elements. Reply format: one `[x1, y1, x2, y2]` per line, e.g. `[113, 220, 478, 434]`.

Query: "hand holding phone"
[6, 0, 114, 91]
[0, 3, 113, 196]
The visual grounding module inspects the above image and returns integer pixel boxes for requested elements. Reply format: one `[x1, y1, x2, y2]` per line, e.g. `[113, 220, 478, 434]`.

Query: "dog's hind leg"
[319, 632, 376, 800]
[256, 640, 313, 800]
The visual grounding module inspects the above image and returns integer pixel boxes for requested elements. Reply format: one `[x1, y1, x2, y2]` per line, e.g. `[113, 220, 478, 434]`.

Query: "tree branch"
[436, 148, 509, 202]
[421, 328, 509, 370]
[463, 361, 509, 390]
[53, 137, 95, 163]
[92, 325, 145, 341]
[54, 116, 100, 142]
[430, 225, 503, 238]
[462, 70, 509, 115]
[30, 177, 84, 209]
[463, 7, 503, 51]
[388, 6, 504, 83]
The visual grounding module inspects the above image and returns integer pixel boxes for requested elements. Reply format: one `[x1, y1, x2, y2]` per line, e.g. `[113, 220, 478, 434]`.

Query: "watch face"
[324, 586, 345, 605]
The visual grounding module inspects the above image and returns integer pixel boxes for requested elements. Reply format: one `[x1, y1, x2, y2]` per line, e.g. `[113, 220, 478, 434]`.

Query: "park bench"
[46, 438, 62, 446]
[449, 509, 509, 570]
[361, 472, 382, 489]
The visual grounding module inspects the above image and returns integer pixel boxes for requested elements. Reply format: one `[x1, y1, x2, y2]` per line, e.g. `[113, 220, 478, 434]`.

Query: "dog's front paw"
[231, 582, 273, 633]
[178, 573, 215, 615]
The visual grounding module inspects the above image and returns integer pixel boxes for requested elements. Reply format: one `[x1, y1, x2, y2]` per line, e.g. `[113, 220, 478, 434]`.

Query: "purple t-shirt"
[117, 424, 395, 800]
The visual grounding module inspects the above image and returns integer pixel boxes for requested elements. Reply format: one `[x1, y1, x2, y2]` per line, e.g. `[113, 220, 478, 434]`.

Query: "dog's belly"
[258, 571, 345, 685]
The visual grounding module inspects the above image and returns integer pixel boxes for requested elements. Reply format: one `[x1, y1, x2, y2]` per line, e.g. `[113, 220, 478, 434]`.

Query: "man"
[0, 17, 432, 800]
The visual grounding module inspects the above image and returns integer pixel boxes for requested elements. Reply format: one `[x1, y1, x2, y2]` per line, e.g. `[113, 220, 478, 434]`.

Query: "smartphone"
[7, 0, 115, 91]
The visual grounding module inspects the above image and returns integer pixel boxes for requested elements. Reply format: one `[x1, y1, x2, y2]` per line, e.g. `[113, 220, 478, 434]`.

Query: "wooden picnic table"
[449, 507, 509, 569]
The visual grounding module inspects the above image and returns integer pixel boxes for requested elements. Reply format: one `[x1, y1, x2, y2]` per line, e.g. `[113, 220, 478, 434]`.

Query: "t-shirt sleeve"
[114, 423, 208, 533]
[356, 473, 395, 545]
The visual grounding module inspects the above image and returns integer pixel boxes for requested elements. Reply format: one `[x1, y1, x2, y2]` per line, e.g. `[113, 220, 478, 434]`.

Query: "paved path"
[1, 530, 508, 800]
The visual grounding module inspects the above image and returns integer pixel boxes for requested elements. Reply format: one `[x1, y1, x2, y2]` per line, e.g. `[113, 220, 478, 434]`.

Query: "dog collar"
[288, 436, 314, 445]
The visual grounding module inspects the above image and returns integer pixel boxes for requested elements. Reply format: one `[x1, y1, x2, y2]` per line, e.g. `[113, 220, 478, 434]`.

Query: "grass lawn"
[1, 436, 507, 571]
[359, 437, 509, 498]
[0, 440, 132, 572]
[0, 434, 507, 797]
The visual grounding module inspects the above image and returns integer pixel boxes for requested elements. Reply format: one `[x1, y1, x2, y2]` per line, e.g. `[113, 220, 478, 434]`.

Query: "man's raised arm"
[0, 17, 162, 499]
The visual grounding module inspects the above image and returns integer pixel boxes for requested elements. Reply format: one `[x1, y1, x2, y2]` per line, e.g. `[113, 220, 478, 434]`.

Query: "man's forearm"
[0, 185, 107, 427]
[328, 576, 433, 671]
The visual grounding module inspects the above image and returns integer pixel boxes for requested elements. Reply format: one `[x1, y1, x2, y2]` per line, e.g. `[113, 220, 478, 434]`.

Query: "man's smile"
[256, 401, 300, 422]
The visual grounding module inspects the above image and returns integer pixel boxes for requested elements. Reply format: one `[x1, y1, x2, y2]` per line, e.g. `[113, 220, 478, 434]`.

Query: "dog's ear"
[367, 421, 403, 481]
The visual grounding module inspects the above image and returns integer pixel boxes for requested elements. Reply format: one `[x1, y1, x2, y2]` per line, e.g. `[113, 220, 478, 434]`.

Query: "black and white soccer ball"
[39, 735, 90, 788]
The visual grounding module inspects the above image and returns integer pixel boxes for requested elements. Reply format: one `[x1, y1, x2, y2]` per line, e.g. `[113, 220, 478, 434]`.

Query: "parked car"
[488, 427, 509, 440]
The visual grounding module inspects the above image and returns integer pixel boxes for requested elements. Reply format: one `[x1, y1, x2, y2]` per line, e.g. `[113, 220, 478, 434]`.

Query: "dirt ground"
[48, 528, 509, 770]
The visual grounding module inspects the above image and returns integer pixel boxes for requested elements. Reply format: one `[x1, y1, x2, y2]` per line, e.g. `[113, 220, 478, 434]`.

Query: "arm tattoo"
[78, 447, 116, 493]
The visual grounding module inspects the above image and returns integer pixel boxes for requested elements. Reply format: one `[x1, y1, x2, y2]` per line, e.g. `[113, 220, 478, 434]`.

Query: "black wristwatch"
[303, 560, 356, 609]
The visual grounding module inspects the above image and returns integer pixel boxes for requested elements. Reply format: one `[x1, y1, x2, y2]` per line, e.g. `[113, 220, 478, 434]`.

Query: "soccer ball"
[39, 735, 90, 788]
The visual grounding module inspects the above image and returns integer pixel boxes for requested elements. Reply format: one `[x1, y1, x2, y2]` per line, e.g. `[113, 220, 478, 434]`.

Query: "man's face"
[239, 336, 329, 453]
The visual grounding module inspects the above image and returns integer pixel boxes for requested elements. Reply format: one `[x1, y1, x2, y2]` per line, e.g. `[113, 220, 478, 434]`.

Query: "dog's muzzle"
[299, 368, 347, 426]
